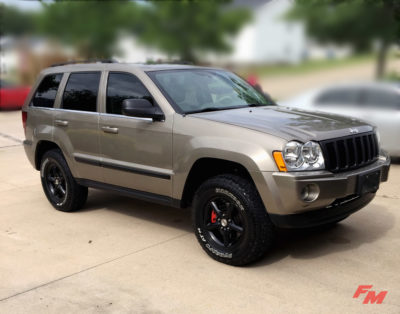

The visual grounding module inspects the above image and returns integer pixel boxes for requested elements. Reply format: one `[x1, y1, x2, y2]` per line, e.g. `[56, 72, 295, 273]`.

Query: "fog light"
[301, 184, 320, 202]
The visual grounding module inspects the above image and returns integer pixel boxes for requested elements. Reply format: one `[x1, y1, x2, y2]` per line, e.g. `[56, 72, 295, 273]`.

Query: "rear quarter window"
[31, 74, 63, 108]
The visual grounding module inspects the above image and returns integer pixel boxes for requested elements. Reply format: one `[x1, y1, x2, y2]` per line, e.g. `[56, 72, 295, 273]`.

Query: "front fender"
[172, 115, 285, 200]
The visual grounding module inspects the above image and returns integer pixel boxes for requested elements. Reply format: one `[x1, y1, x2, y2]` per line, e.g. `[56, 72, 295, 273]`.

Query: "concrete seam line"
[376, 194, 400, 200]
[0, 144, 22, 149]
[0, 132, 23, 144]
[0, 232, 190, 302]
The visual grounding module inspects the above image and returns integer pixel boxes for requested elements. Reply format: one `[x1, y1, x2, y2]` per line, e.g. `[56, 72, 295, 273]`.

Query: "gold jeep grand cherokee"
[22, 61, 390, 265]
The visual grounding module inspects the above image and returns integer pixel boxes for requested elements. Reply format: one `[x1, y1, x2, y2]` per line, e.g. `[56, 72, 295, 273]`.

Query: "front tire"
[192, 174, 275, 266]
[40, 149, 88, 212]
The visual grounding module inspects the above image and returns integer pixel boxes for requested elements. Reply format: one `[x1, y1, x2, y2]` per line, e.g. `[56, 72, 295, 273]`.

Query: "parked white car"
[279, 82, 400, 157]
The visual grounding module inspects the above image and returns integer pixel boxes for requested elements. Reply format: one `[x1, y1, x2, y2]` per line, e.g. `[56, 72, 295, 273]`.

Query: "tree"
[288, 0, 400, 78]
[0, 3, 36, 37]
[37, 0, 140, 59]
[135, 0, 251, 62]
[6, 0, 250, 63]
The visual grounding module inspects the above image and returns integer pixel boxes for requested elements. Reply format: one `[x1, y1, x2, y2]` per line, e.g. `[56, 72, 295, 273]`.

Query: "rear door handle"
[55, 120, 69, 127]
[101, 126, 119, 134]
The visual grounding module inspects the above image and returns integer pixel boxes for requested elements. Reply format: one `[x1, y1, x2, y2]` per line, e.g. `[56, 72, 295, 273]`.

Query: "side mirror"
[122, 98, 165, 121]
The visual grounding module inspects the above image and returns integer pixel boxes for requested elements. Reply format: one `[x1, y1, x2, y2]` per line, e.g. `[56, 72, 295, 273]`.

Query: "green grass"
[237, 54, 375, 78]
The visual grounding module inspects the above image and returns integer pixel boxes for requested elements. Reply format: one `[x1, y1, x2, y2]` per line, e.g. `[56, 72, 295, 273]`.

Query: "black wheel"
[192, 174, 275, 266]
[40, 149, 88, 212]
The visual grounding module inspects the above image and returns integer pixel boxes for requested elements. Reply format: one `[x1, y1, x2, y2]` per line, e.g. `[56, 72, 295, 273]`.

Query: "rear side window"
[106, 72, 152, 115]
[31, 74, 63, 108]
[62, 72, 101, 112]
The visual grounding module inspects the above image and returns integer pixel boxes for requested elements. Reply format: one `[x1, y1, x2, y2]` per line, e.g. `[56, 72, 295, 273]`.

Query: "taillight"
[22, 111, 27, 134]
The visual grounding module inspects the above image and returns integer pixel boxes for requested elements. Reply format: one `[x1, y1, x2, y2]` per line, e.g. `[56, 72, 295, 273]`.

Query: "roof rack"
[50, 59, 117, 67]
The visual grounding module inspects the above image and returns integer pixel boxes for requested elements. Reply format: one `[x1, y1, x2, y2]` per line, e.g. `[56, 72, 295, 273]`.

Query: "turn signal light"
[273, 151, 287, 172]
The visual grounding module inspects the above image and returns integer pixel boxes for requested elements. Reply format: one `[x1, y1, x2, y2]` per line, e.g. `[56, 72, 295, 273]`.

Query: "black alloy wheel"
[203, 196, 246, 249]
[40, 149, 88, 212]
[44, 161, 68, 206]
[193, 174, 275, 266]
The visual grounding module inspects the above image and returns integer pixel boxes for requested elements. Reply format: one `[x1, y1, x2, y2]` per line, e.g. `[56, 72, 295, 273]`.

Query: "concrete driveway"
[0, 110, 399, 313]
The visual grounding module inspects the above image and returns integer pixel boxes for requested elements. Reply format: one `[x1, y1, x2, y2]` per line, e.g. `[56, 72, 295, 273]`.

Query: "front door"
[99, 71, 173, 197]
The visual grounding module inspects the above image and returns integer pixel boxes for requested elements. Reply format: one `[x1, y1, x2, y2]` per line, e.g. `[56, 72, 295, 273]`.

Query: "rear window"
[62, 72, 101, 112]
[31, 74, 63, 108]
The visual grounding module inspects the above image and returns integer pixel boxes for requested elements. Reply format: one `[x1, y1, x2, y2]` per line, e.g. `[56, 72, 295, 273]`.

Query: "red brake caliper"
[211, 210, 217, 223]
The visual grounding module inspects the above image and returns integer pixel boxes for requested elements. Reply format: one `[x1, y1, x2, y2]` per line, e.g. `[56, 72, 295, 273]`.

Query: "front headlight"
[282, 141, 325, 171]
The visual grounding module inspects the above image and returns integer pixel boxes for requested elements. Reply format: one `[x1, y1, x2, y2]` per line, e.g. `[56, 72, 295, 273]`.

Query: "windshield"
[147, 69, 275, 114]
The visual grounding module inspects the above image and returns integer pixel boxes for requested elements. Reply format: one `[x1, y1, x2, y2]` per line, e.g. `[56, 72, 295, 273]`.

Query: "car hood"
[190, 106, 373, 142]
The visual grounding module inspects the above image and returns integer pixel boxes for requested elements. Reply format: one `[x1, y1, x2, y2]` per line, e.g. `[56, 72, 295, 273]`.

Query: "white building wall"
[228, 0, 306, 64]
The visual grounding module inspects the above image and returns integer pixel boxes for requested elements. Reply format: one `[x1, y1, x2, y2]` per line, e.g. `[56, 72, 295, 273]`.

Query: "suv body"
[22, 63, 390, 265]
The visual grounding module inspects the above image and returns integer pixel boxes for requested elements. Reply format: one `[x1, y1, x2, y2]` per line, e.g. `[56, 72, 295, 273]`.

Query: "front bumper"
[256, 153, 390, 228]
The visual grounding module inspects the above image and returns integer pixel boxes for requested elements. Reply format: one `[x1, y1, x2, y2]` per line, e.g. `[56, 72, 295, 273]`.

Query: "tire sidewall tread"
[192, 174, 275, 266]
[40, 149, 87, 212]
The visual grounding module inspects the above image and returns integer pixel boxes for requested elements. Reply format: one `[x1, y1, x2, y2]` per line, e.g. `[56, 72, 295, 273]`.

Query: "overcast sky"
[0, 0, 270, 12]
[0, 0, 44, 11]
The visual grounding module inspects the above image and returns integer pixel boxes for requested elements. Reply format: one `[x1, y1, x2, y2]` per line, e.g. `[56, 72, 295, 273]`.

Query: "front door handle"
[101, 126, 119, 134]
[55, 119, 69, 127]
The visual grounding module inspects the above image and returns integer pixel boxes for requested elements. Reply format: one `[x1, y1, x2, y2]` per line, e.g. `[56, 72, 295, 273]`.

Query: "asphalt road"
[0, 110, 399, 313]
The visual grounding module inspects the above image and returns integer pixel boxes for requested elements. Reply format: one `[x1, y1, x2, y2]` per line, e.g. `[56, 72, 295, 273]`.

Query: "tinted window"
[106, 72, 152, 115]
[32, 74, 63, 108]
[62, 72, 100, 112]
[363, 89, 400, 110]
[316, 88, 360, 106]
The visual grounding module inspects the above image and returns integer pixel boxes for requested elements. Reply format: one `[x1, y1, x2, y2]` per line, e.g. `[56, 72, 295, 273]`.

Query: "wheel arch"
[35, 140, 62, 170]
[179, 157, 258, 208]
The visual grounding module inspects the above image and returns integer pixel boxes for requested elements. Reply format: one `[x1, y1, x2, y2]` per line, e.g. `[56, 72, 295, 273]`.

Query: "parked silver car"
[22, 62, 390, 265]
[280, 82, 400, 156]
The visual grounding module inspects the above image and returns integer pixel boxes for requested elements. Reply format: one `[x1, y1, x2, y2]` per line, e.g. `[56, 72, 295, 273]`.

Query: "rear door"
[99, 71, 173, 197]
[53, 71, 102, 181]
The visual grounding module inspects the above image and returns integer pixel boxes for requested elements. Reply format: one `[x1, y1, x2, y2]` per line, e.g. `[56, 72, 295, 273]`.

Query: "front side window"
[31, 74, 63, 108]
[147, 69, 273, 114]
[106, 72, 152, 115]
[62, 72, 100, 112]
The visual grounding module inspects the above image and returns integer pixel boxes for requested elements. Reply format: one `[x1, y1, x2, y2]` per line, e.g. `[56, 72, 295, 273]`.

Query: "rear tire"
[192, 174, 275, 266]
[40, 149, 88, 212]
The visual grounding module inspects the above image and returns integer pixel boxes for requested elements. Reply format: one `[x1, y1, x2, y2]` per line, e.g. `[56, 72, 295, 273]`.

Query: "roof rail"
[50, 59, 117, 67]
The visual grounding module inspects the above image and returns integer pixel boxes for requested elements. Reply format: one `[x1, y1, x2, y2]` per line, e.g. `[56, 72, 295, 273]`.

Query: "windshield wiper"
[247, 103, 274, 107]
[186, 103, 274, 114]
[186, 106, 238, 114]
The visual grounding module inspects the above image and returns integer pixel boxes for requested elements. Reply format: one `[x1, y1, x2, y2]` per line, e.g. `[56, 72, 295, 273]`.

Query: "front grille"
[320, 132, 379, 173]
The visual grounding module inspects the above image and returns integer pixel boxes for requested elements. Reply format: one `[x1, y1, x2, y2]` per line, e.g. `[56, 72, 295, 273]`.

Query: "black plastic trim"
[74, 156, 171, 180]
[269, 192, 375, 228]
[76, 178, 180, 208]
